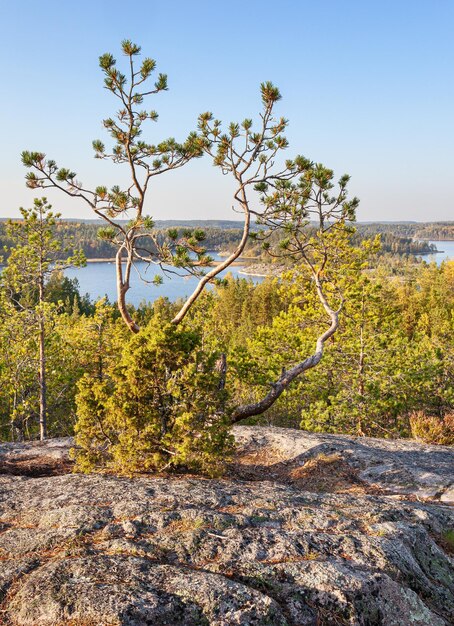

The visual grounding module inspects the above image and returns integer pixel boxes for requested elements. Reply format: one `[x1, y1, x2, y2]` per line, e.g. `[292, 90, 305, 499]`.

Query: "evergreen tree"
[73, 317, 233, 475]
[22, 40, 209, 333]
[1, 198, 85, 439]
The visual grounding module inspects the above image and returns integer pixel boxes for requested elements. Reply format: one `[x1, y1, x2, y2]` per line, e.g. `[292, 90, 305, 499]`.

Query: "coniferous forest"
[0, 41, 452, 476]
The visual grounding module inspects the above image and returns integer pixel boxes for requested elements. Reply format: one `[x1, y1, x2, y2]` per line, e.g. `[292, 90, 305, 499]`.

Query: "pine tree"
[1, 198, 85, 439]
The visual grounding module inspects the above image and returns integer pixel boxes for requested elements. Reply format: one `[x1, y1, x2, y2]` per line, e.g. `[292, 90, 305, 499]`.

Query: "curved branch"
[171, 185, 251, 325]
[231, 278, 342, 423]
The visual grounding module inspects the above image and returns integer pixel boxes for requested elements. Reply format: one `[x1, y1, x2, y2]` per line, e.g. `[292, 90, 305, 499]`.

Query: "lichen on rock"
[0, 427, 453, 625]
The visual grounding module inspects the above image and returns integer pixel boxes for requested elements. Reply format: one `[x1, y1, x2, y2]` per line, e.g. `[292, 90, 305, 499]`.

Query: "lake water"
[419, 240, 454, 266]
[65, 254, 264, 306]
[64, 241, 453, 305]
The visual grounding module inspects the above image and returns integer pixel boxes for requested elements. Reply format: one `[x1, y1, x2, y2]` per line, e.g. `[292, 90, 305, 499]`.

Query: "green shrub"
[72, 318, 233, 476]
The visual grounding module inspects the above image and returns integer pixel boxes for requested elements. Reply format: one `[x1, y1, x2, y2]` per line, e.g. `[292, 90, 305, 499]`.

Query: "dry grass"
[0, 455, 73, 477]
[410, 411, 454, 445]
[234, 445, 288, 467]
[288, 453, 380, 495]
[217, 504, 246, 514]
[259, 551, 321, 565]
[164, 517, 207, 534]
[231, 446, 382, 495]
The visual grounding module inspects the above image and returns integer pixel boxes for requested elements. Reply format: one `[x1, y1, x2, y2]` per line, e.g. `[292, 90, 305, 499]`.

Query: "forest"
[0, 219, 447, 261]
[0, 206, 452, 472]
[0, 40, 452, 476]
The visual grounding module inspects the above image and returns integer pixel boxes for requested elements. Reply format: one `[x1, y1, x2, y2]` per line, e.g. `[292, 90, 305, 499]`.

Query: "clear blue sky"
[1, 0, 453, 222]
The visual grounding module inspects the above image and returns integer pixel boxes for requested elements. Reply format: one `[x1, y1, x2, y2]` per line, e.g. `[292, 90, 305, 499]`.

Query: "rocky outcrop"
[2, 426, 453, 502]
[233, 426, 454, 503]
[0, 428, 453, 625]
[0, 437, 72, 476]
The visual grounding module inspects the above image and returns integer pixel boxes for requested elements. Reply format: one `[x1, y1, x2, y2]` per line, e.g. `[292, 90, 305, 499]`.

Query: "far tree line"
[0, 220, 445, 262]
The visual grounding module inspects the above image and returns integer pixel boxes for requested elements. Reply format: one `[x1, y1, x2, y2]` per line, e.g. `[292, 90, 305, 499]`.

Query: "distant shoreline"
[238, 271, 269, 277]
[239, 263, 286, 278]
[85, 258, 245, 267]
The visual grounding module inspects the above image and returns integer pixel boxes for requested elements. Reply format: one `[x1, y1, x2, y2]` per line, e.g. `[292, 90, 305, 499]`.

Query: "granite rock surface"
[0, 427, 453, 625]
